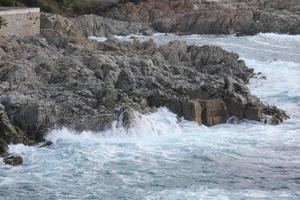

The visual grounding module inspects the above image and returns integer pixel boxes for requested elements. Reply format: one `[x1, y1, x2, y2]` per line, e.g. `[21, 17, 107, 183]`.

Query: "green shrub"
[1, 0, 139, 14]
[71, 0, 119, 14]
[22, 0, 60, 12]
[0, 0, 16, 6]
[0, 16, 7, 29]
[22, 0, 37, 6]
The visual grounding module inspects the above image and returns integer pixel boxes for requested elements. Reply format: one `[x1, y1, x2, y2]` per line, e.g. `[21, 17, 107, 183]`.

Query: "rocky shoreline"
[104, 0, 300, 35]
[0, 2, 292, 165]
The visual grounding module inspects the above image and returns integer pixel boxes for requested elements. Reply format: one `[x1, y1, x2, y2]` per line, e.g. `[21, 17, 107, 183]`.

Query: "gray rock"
[40, 13, 94, 48]
[39, 141, 53, 148]
[0, 103, 31, 145]
[116, 70, 136, 91]
[227, 116, 240, 124]
[3, 155, 23, 166]
[262, 105, 290, 124]
[74, 14, 154, 37]
[0, 138, 8, 156]
[117, 107, 137, 128]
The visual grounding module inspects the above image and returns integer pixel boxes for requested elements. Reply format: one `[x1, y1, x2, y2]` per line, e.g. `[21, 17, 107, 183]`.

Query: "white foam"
[45, 108, 184, 144]
[256, 32, 300, 42]
[88, 36, 107, 42]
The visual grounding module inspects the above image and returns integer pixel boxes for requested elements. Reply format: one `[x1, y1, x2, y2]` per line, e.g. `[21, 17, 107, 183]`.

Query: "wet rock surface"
[104, 0, 300, 35]
[3, 155, 23, 166]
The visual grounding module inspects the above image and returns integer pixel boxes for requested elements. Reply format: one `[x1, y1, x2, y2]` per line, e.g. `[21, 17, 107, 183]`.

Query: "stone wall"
[0, 8, 40, 37]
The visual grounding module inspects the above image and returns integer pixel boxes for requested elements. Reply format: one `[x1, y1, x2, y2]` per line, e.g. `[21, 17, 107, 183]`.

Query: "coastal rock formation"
[74, 14, 154, 37]
[104, 0, 300, 35]
[40, 12, 153, 49]
[40, 13, 96, 48]
[0, 13, 288, 164]
[0, 35, 287, 133]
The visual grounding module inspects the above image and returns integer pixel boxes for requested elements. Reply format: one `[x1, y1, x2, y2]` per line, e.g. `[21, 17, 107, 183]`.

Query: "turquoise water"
[1, 33, 300, 200]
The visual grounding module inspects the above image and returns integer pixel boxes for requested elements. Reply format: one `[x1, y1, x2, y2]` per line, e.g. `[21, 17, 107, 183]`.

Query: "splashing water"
[1, 33, 300, 200]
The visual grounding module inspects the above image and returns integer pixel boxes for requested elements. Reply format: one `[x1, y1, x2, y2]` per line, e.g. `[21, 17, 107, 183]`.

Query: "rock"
[39, 141, 53, 148]
[3, 155, 23, 166]
[116, 70, 136, 91]
[40, 29, 65, 48]
[142, 29, 154, 36]
[12, 103, 49, 142]
[0, 138, 8, 156]
[223, 93, 247, 119]
[262, 105, 289, 124]
[227, 115, 240, 124]
[148, 94, 183, 117]
[104, 0, 300, 35]
[159, 41, 188, 63]
[117, 107, 137, 128]
[200, 99, 229, 126]
[269, 116, 281, 125]
[40, 13, 94, 48]
[181, 99, 202, 124]
[100, 88, 119, 108]
[148, 95, 226, 126]
[74, 14, 154, 37]
[73, 114, 115, 132]
[244, 104, 262, 121]
[0, 103, 31, 145]
[0, 104, 18, 141]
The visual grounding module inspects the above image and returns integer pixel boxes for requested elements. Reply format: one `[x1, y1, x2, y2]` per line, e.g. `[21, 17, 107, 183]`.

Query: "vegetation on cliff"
[0, 0, 16, 6]
[0, 16, 7, 29]
[0, 0, 140, 14]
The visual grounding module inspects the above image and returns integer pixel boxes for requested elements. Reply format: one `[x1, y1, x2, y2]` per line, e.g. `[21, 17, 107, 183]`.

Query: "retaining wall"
[0, 8, 40, 37]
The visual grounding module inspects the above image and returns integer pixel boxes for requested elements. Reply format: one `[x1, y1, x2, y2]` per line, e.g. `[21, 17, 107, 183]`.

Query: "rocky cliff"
[0, 13, 289, 165]
[104, 0, 300, 35]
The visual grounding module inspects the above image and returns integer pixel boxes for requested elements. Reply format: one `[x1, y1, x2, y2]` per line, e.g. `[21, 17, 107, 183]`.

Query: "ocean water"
[1, 33, 300, 200]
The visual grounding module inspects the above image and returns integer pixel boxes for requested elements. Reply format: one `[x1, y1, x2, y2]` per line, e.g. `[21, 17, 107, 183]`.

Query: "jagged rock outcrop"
[74, 14, 154, 37]
[0, 12, 288, 164]
[40, 13, 95, 48]
[0, 35, 287, 136]
[0, 103, 31, 165]
[40, 12, 153, 49]
[0, 104, 32, 144]
[104, 0, 300, 35]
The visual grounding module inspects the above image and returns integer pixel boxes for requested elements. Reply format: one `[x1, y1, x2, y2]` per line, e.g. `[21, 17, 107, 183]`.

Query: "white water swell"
[1, 33, 300, 200]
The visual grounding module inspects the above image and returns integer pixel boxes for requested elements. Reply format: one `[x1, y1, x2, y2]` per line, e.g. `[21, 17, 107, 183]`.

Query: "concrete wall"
[0, 8, 40, 37]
